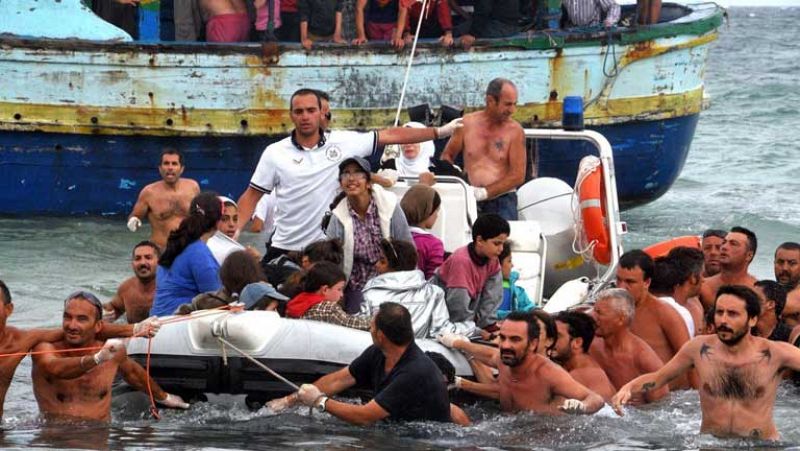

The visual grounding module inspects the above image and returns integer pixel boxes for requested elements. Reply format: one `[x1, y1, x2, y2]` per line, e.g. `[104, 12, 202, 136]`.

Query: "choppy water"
[1, 6, 800, 449]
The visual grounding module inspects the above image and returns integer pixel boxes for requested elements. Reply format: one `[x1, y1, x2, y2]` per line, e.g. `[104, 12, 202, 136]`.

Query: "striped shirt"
[563, 0, 621, 27]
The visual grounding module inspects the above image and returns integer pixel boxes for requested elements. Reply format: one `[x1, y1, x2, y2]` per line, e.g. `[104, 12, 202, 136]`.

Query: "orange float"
[578, 164, 611, 265]
[644, 235, 702, 259]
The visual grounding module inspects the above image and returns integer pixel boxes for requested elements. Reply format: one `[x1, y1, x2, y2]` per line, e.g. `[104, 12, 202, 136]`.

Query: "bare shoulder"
[180, 178, 201, 192]
[463, 111, 484, 125]
[117, 276, 139, 293]
[789, 325, 800, 346]
[139, 181, 161, 197]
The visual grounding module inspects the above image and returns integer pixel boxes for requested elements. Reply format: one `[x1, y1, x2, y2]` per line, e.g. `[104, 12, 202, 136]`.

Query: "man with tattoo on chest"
[613, 285, 800, 441]
[440, 78, 526, 221]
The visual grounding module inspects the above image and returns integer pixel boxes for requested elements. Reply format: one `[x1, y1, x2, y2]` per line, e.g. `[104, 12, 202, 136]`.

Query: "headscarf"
[400, 183, 439, 226]
[396, 121, 435, 176]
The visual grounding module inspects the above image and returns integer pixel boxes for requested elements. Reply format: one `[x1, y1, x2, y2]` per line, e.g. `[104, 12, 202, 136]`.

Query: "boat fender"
[576, 156, 611, 265]
[644, 235, 702, 259]
[543, 277, 590, 313]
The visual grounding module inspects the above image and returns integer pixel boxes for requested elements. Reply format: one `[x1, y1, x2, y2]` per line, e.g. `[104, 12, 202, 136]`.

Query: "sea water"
[1, 7, 800, 449]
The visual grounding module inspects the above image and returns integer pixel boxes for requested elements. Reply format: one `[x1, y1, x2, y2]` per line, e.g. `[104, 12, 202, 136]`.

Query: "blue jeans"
[478, 192, 518, 221]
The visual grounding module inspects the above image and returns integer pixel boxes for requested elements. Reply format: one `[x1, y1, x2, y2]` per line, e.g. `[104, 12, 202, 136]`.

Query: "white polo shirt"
[249, 129, 378, 251]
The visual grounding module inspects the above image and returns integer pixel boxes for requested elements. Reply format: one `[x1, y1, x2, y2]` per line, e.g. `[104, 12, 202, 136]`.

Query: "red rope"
[145, 336, 160, 420]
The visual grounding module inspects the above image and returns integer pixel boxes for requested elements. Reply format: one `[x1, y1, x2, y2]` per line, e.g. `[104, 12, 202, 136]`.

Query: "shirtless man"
[782, 287, 800, 328]
[774, 242, 800, 290]
[668, 246, 706, 336]
[700, 227, 758, 311]
[127, 149, 200, 250]
[752, 280, 791, 342]
[32, 292, 188, 422]
[551, 311, 616, 402]
[589, 288, 669, 403]
[701, 229, 726, 278]
[200, 0, 251, 43]
[613, 285, 800, 440]
[0, 281, 159, 419]
[440, 311, 604, 415]
[616, 250, 691, 388]
[441, 78, 526, 221]
[103, 241, 159, 324]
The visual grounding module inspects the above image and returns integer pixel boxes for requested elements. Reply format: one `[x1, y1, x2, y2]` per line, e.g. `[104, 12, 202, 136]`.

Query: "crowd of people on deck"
[90, 0, 662, 45]
[4, 78, 800, 441]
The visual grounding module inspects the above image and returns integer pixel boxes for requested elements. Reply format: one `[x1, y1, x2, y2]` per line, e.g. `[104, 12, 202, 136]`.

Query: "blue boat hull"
[0, 114, 697, 215]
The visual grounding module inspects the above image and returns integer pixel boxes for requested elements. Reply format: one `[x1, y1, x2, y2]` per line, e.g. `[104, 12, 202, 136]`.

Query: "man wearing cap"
[440, 78, 526, 221]
[236, 88, 462, 262]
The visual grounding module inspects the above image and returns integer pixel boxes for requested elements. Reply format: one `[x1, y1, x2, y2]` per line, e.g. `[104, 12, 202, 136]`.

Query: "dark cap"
[339, 156, 371, 175]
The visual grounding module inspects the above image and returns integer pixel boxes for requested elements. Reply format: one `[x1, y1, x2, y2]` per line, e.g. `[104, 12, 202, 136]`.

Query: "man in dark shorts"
[270, 302, 455, 424]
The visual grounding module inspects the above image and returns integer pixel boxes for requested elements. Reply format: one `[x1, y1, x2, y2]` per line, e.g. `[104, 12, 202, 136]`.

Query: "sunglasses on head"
[64, 290, 103, 316]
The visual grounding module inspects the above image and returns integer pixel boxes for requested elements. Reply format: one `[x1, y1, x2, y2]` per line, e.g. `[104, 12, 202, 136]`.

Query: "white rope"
[571, 156, 603, 266]
[217, 336, 300, 391]
[392, 0, 429, 127]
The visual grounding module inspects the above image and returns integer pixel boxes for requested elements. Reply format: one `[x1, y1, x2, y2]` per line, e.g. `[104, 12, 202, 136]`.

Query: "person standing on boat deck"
[636, 0, 660, 26]
[774, 242, 800, 290]
[127, 148, 200, 251]
[666, 246, 706, 336]
[200, 0, 252, 42]
[455, 0, 520, 49]
[699, 227, 758, 311]
[102, 241, 159, 324]
[752, 280, 792, 342]
[393, 0, 454, 49]
[235, 88, 462, 263]
[588, 289, 669, 403]
[562, 0, 620, 28]
[430, 214, 507, 330]
[440, 78, 526, 221]
[150, 192, 223, 316]
[353, 0, 399, 45]
[612, 285, 800, 441]
[616, 250, 692, 389]
[32, 292, 188, 422]
[276, 0, 302, 41]
[298, 0, 346, 49]
[550, 311, 617, 402]
[95, 0, 139, 39]
[324, 157, 413, 313]
[701, 229, 726, 278]
[269, 302, 466, 424]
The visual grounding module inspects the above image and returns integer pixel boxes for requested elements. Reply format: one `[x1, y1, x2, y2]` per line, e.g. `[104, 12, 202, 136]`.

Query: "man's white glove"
[559, 398, 586, 414]
[93, 338, 126, 365]
[378, 168, 399, 185]
[297, 384, 323, 407]
[436, 332, 467, 348]
[455, 376, 463, 389]
[127, 217, 142, 232]
[435, 118, 464, 139]
[133, 316, 162, 338]
[472, 187, 488, 202]
[158, 393, 190, 409]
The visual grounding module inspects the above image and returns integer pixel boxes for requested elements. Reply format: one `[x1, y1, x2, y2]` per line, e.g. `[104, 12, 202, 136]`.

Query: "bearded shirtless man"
[32, 292, 187, 422]
[700, 227, 758, 311]
[0, 281, 159, 420]
[127, 149, 200, 250]
[441, 78, 526, 221]
[613, 285, 800, 441]
[103, 241, 159, 324]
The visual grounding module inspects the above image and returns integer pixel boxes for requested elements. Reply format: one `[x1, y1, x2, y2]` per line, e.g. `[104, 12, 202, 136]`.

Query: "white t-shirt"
[249, 130, 378, 251]
[253, 191, 277, 235]
[660, 296, 695, 338]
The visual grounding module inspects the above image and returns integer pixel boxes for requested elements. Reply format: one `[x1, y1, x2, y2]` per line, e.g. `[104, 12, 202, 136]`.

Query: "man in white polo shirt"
[236, 88, 461, 261]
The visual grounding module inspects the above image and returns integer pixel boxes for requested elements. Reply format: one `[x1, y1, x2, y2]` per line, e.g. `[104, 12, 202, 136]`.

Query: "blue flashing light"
[563, 96, 584, 131]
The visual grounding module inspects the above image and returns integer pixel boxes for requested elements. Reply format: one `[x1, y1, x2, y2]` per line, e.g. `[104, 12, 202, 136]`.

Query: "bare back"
[631, 296, 690, 364]
[132, 179, 199, 249]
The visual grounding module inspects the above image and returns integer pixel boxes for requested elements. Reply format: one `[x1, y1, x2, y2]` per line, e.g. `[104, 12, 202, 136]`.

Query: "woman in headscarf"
[400, 183, 445, 279]
[379, 121, 436, 180]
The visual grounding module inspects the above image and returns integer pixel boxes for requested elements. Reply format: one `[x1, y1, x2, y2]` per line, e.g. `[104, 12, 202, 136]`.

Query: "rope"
[216, 336, 300, 391]
[145, 337, 160, 420]
[392, 0, 429, 127]
[602, 30, 619, 78]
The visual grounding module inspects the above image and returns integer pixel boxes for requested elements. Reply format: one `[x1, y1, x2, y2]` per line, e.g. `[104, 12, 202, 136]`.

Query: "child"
[285, 261, 370, 330]
[496, 241, 535, 319]
[431, 213, 509, 329]
[400, 184, 445, 279]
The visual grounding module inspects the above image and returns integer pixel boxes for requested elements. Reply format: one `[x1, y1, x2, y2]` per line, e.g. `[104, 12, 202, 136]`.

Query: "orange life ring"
[578, 164, 611, 265]
[644, 235, 702, 259]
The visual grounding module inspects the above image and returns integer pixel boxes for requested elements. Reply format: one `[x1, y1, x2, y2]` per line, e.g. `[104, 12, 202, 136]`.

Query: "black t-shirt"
[348, 343, 451, 422]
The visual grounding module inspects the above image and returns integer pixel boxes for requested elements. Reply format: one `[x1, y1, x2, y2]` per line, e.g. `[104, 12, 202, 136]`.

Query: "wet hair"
[702, 229, 727, 240]
[302, 239, 344, 266]
[755, 280, 787, 317]
[499, 240, 513, 263]
[0, 280, 10, 305]
[486, 78, 516, 99]
[776, 242, 800, 256]
[472, 214, 510, 242]
[160, 147, 184, 166]
[730, 226, 758, 256]
[532, 310, 556, 351]
[290, 88, 322, 109]
[668, 246, 704, 284]
[375, 302, 414, 346]
[715, 285, 761, 319]
[505, 310, 541, 342]
[619, 249, 654, 281]
[160, 191, 222, 268]
[425, 351, 455, 385]
[596, 288, 636, 325]
[555, 310, 596, 353]
[64, 291, 103, 321]
[132, 240, 161, 259]
[380, 239, 417, 272]
[220, 251, 266, 296]
[301, 261, 347, 293]
[650, 256, 679, 296]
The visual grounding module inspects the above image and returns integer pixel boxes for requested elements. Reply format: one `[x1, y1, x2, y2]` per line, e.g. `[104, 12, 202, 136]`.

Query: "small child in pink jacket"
[400, 184, 445, 279]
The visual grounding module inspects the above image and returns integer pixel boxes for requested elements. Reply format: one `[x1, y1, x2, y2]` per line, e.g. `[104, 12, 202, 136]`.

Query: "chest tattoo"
[760, 348, 771, 362]
[494, 140, 504, 151]
[700, 343, 713, 360]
